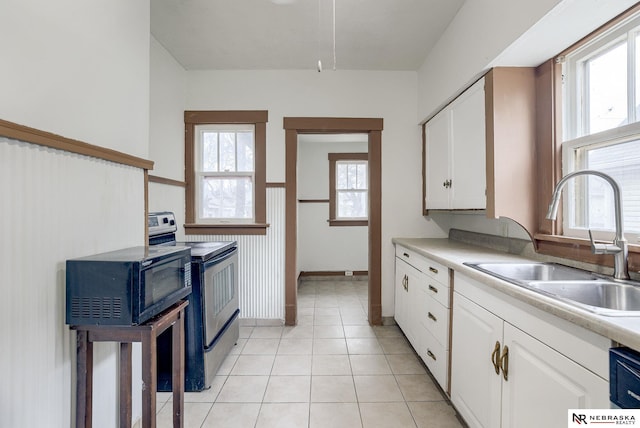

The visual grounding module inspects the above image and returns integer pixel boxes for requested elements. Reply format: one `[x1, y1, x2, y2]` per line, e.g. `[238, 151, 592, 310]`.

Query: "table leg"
[141, 331, 157, 428]
[119, 343, 133, 428]
[76, 331, 93, 428]
[172, 312, 185, 427]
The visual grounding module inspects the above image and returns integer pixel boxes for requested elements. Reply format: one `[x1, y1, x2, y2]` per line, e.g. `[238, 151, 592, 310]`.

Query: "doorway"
[283, 117, 383, 326]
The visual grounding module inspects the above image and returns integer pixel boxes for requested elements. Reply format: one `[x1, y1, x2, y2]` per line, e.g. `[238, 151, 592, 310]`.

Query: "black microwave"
[66, 246, 192, 326]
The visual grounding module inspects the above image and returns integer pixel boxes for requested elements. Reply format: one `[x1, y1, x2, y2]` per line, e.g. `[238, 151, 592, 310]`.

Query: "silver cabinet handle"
[428, 284, 438, 293]
[429, 267, 438, 274]
[428, 312, 437, 322]
[426, 349, 437, 361]
[403, 252, 410, 258]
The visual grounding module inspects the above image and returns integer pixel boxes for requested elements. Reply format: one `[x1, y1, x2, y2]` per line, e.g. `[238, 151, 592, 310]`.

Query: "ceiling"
[151, 0, 465, 71]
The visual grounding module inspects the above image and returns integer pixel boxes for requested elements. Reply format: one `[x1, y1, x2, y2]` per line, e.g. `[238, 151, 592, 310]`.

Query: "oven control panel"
[148, 211, 177, 237]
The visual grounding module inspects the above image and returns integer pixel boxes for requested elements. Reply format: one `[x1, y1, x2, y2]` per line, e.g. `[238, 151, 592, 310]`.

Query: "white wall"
[179, 69, 446, 317]
[417, 0, 638, 122]
[148, 35, 188, 240]
[0, 1, 150, 426]
[297, 140, 368, 272]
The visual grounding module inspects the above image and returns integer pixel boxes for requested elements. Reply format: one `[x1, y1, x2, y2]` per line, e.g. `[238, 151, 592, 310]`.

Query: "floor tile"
[156, 402, 212, 428]
[385, 353, 427, 375]
[395, 374, 444, 401]
[407, 401, 463, 428]
[216, 375, 269, 402]
[241, 338, 280, 355]
[256, 403, 310, 428]
[372, 325, 403, 338]
[216, 354, 238, 376]
[181, 376, 226, 402]
[310, 403, 362, 428]
[311, 375, 357, 403]
[263, 375, 311, 403]
[344, 325, 377, 338]
[346, 338, 384, 354]
[354, 375, 404, 402]
[272, 355, 312, 375]
[282, 324, 314, 339]
[313, 338, 348, 354]
[239, 326, 254, 338]
[314, 314, 342, 325]
[312, 354, 352, 375]
[230, 355, 275, 375]
[201, 403, 261, 428]
[378, 337, 414, 354]
[250, 326, 284, 338]
[229, 338, 247, 355]
[277, 338, 313, 355]
[359, 402, 417, 428]
[350, 355, 392, 375]
[314, 325, 345, 338]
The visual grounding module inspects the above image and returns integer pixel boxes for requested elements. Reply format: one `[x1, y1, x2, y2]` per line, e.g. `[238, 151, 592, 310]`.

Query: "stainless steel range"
[148, 211, 239, 392]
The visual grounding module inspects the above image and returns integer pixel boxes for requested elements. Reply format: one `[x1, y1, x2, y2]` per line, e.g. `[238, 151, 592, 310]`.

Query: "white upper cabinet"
[425, 78, 486, 210]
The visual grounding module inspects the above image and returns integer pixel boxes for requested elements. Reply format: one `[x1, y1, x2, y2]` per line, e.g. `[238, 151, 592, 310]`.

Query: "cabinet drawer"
[422, 329, 448, 391]
[425, 277, 450, 308]
[396, 246, 449, 285]
[422, 297, 449, 349]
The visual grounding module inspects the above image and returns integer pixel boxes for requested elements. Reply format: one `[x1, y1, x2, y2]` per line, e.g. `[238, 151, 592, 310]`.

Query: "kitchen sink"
[464, 262, 640, 316]
[465, 262, 598, 283]
[526, 280, 640, 315]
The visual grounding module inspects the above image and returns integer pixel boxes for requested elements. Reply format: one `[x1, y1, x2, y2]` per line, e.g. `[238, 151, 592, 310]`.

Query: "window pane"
[337, 191, 368, 218]
[219, 132, 236, 172]
[236, 132, 254, 172]
[201, 177, 253, 219]
[202, 132, 218, 172]
[586, 42, 628, 134]
[636, 33, 640, 121]
[356, 163, 368, 189]
[573, 139, 640, 233]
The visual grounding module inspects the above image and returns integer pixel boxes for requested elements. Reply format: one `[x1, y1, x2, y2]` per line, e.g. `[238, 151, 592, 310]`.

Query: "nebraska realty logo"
[568, 409, 640, 426]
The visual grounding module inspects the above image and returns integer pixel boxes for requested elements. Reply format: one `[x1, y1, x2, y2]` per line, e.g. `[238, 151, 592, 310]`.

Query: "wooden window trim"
[184, 110, 268, 235]
[533, 5, 640, 274]
[328, 152, 368, 227]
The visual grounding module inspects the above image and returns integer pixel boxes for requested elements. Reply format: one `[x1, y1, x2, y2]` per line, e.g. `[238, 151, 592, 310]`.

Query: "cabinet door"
[425, 109, 451, 209]
[450, 78, 486, 209]
[451, 292, 503, 428]
[501, 323, 608, 428]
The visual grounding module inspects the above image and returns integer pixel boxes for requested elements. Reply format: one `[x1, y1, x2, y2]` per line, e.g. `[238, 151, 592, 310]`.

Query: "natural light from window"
[336, 160, 368, 219]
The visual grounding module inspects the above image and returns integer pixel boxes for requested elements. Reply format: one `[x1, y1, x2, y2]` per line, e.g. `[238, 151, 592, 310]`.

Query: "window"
[561, 10, 640, 243]
[328, 153, 368, 226]
[184, 111, 268, 235]
[195, 124, 255, 223]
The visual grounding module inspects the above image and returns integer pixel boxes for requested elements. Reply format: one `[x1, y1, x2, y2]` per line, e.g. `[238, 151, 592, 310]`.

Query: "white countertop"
[392, 237, 640, 351]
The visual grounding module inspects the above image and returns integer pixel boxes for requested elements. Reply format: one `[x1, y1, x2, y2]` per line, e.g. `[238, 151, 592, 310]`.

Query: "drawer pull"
[403, 252, 410, 258]
[426, 349, 437, 361]
[428, 284, 438, 293]
[428, 312, 437, 322]
[429, 267, 439, 274]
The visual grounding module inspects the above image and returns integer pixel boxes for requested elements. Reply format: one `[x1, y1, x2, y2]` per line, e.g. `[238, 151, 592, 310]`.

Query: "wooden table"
[72, 300, 188, 428]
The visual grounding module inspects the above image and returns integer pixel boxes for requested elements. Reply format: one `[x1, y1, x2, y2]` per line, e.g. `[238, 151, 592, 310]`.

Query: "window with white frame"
[195, 124, 255, 223]
[561, 10, 640, 242]
[328, 153, 368, 225]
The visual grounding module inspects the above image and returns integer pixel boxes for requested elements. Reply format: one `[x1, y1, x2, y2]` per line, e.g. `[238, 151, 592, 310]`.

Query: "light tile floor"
[155, 279, 464, 428]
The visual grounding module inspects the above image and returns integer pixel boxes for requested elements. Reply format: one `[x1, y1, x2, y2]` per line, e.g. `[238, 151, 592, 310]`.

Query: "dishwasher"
[610, 347, 640, 408]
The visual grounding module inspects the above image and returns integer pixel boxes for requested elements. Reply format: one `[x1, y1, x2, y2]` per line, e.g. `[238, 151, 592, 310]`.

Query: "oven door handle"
[203, 248, 238, 268]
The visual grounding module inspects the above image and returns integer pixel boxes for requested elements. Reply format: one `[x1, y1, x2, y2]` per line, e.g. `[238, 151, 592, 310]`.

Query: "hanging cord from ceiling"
[317, 0, 336, 72]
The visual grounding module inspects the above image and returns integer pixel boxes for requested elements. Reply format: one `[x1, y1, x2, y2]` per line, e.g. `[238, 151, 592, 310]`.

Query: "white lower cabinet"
[451, 275, 609, 428]
[395, 246, 450, 391]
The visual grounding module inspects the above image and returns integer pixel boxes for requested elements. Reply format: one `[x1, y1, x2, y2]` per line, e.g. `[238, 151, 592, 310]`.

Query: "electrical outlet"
[345, 270, 354, 276]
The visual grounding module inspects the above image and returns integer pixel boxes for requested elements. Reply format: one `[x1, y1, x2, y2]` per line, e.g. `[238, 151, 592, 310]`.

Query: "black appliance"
[610, 347, 640, 408]
[65, 246, 192, 326]
[148, 211, 239, 392]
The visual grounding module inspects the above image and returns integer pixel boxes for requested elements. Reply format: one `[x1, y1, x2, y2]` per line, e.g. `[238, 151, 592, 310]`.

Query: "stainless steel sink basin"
[526, 280, 640, 315]
[465, 262, 598, 283]
[464, 262, 640, 316]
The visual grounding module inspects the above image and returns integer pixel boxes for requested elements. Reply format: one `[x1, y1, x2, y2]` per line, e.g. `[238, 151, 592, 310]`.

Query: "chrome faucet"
[546, 170, 629, 280]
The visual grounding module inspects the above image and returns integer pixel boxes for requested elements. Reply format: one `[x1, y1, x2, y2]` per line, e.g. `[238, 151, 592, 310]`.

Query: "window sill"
[534, 233, 639, 272]
[184, 223, 270, 236]
[328, 219, 368, 227]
